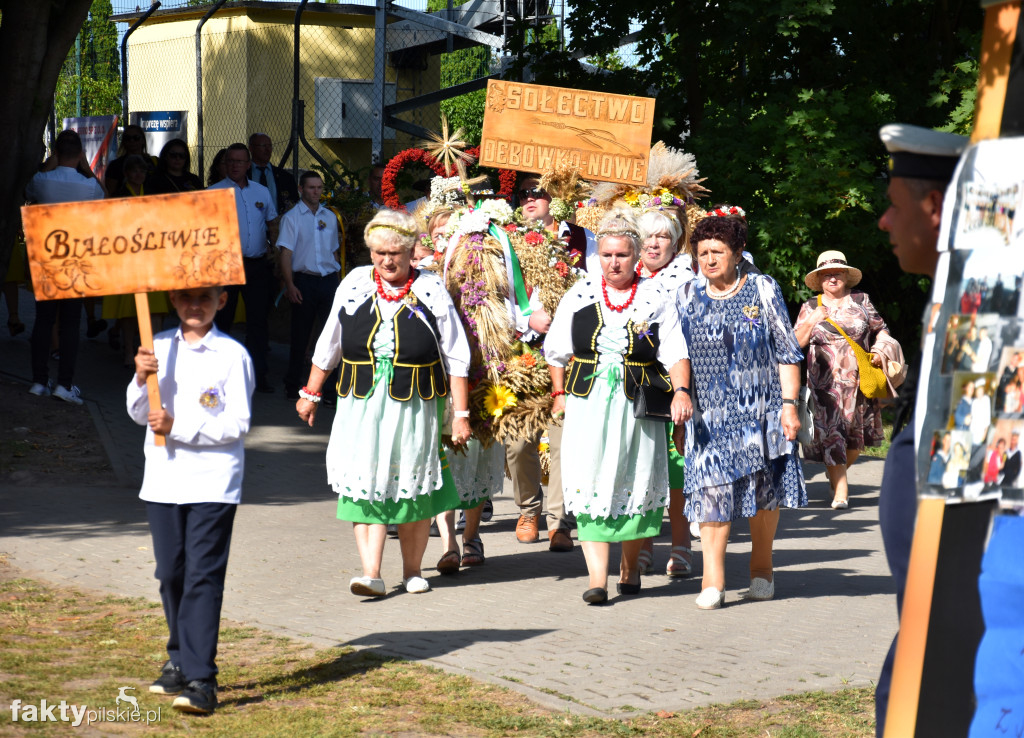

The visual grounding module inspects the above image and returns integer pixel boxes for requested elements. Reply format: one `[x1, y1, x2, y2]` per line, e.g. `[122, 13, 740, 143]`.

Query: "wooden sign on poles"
[21, 188, 245, 445]
[478, 80, 656, 186]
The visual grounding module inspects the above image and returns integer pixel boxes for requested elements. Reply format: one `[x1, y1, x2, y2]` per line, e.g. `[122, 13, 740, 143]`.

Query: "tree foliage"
[507, 0, 983, 340]
[54, 0, 122, 122]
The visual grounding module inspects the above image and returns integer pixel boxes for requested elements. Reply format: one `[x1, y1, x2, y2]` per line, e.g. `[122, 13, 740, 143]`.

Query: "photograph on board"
[956, 182, 1021, 250]
[940, 314, 1001, 373]
[925, 429, 975, 494]
[949, 372, 995, 448]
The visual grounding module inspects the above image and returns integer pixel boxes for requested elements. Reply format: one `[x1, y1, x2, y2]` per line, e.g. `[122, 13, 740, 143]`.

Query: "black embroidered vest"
[564, 303, 671, 399]
[336, 295, 449, 401]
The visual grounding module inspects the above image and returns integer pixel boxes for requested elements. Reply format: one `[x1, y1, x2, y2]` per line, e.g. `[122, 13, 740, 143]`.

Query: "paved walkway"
[0, 288, 896, 717]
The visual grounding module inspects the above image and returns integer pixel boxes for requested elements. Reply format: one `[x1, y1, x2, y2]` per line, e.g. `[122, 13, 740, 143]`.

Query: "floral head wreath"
[708, 205, 746, 220]
[595, 228, 641, 242]
[367, 223, 415, 237]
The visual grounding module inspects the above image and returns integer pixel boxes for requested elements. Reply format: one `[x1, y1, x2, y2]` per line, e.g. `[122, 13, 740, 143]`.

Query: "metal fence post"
[372, 0, 387, 165]
[121, 2, 162, 130]
[196, 0, 229, 186]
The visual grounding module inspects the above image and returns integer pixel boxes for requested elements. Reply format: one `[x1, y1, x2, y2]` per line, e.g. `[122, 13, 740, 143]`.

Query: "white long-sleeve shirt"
[127, 325, 255, 504]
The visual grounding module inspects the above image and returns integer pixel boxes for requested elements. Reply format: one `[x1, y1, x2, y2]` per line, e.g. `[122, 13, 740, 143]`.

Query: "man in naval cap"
[875, 123, 975, 736]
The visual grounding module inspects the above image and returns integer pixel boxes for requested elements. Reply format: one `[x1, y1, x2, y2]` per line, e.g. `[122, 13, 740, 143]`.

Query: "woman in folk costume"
[545, 207, 691, 604]
[296, 208, 472, 597]
[588, 143, 711, 579]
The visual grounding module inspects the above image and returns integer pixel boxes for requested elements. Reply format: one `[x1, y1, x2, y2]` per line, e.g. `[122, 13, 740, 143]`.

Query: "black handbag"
[628, 365, 674, 422]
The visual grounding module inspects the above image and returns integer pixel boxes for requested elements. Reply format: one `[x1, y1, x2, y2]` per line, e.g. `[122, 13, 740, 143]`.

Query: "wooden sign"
[478, 80, 655, 186]
[21, 188, 244, 301]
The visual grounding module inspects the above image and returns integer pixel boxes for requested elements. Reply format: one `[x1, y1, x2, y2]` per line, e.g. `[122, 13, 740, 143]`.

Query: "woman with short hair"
[297, 208, 472, 597]
[545, 208, 690, 604]
[680, 214, 807, 609]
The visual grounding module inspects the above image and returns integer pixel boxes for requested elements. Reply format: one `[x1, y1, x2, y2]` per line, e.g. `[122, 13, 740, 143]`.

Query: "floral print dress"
[794, 290, 886, 466]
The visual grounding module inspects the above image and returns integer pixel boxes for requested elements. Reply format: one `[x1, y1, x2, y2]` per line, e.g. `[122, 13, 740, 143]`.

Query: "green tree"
[509, 0, 982, 340]
[54, 0, 121, 121]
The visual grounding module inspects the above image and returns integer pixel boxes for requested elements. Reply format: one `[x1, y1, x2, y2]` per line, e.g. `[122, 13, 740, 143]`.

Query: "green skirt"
[576, 506, 664, 542]
[337, 446, 460, 524]
[666, 424, 685, 489]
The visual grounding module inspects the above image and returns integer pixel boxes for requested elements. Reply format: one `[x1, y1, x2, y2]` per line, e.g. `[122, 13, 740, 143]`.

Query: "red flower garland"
[380, 147, 517, 211]
[601, 275, 639, 313]
[380, 149, 449, 211]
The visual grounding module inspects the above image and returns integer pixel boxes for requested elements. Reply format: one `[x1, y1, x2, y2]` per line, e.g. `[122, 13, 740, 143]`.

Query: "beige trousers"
[505, 421, 569, 532]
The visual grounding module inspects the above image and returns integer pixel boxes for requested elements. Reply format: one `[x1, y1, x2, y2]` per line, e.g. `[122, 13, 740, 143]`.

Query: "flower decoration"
[199, 387, 221, 409]
[317, 219, 327, 231]
[741, 304, 761, 324]
[484, 385, 518, 418]
[255, 201, 265, 211]
[524, 231, 545, 246]
[380, 148, 450, 211]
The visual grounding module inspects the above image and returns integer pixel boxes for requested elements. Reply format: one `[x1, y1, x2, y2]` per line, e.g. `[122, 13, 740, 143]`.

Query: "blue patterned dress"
[680, 274, 807, 522]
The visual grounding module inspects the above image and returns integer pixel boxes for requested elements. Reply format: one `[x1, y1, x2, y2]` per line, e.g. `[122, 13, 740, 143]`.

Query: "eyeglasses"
[517, 187, 547, 201]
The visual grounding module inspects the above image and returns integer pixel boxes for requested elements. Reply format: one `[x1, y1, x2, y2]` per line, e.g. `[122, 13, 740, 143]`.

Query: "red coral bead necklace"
[602, 275, 638, 313]
[374, 269, 416, 302]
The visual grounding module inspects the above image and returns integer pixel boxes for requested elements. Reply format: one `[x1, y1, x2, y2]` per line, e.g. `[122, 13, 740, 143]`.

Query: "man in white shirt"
[210, 143, 278, 393]
[25, 129, 106, 405]
[277, 171, 341, 399]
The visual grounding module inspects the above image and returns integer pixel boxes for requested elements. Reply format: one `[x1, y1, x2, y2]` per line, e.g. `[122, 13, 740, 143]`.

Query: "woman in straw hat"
[794, 250, 891, 509]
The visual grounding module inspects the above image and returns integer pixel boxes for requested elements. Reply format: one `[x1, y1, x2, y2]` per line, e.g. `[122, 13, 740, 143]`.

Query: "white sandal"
[666, 546, 693, 578]
[637, 548, 654, 575]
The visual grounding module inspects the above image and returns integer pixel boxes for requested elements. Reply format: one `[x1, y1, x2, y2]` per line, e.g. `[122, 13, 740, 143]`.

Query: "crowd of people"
[11, 122, 969, 729]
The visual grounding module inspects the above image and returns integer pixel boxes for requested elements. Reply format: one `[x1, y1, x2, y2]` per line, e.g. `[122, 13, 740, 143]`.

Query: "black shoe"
[616, 577, 642, 596]
[481, 499, 493, 522]
[172, 679, 218, 715]
[387, 524, 399, 538]
[86, 319, 108, 338]
[149, 660, 186, 695]
[582, 587, 608, 604]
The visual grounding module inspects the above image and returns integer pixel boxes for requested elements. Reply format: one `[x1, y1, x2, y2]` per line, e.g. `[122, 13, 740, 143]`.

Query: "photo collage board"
[917, 137, 1024, 509]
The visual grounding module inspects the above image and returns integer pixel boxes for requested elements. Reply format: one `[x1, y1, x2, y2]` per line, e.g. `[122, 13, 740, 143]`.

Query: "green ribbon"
[583, 364, 622, 405]
[489, 222, 532, 318]
[369, 356, 394, 395]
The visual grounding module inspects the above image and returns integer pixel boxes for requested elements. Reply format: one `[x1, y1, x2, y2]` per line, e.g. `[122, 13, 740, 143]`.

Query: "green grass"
[0, 572, 875, 737]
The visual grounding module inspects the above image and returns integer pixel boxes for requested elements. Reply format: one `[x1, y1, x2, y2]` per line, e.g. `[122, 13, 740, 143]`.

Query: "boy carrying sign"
[127, 286, 255, 715]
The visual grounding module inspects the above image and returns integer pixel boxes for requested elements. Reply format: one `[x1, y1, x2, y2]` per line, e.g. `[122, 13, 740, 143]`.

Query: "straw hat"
[804, 250, 863, 291]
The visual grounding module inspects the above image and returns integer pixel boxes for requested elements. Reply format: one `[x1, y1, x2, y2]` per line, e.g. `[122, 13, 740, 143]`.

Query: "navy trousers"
[284, 271, 339, 394]
[216, 255, 272, 381]
[146, 501, 236, 682]
[30, 297, 83, 389]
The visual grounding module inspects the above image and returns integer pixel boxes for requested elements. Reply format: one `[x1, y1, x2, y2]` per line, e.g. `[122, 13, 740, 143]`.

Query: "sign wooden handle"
[883, 497, 945, 737]
[135, 293, 165, 447]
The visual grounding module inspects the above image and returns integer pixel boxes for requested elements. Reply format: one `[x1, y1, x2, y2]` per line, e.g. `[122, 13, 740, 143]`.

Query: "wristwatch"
[781, 398, 798, 406]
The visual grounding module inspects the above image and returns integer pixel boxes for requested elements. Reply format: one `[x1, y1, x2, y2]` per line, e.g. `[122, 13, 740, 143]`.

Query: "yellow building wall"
[126, 7, 440, 183]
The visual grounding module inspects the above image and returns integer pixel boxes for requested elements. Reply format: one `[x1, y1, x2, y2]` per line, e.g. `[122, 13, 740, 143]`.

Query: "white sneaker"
[744, 577, 775, 601]
[402, 576, 431, 594]
[52, 384, 83, 405]
[690, 521, 701, 540]
[349, 576, 386, 597]
[695, 587, 725, 610]
[28, 382, 51, 397]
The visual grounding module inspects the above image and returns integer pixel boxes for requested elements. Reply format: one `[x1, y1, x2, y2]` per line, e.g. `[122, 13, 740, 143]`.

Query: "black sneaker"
[149, 660, 186, 695]
[172, 679, 218, 715]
